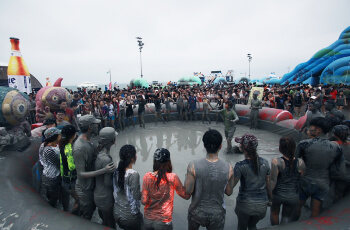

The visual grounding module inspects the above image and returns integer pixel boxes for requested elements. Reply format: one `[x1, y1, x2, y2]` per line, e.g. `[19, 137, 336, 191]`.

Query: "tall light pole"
[136, 37, 144, 78]
[247, 54, 252, 80]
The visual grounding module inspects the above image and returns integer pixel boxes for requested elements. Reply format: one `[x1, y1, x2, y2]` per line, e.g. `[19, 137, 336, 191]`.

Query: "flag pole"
[109, 68, 111, 83]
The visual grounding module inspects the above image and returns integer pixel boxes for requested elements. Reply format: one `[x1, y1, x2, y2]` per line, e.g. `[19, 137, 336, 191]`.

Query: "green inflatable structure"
[178, 76, 202, 86]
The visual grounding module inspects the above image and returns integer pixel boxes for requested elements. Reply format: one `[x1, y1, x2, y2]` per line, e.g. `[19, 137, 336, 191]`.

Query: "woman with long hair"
[94, 127, 117, 228]
[40, 127, 67, 210]
[269, 136, 305, 225]
[91, 100, 101, 119]
[59, 125, 80, 215]
[233, 134, 272, 230]
[142, 148, 190, 229]
[113, 144, 143, 229]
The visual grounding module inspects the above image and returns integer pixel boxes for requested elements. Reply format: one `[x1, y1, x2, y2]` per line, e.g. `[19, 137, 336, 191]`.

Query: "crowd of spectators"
[26, 82, 349, 130]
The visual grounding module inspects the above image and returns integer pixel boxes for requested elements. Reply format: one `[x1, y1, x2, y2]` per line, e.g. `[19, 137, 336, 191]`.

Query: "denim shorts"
[299, 180, 329, 201]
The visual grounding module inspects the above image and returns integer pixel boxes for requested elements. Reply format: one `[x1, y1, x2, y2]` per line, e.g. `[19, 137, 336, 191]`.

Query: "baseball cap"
[235, 134, 258, 151]
[153, 148, 171, 162]
[99, 127, 118, 140]
[78, 115, 101, 127]
[61, 125, 76, 139]
[44, 127, 61, 140]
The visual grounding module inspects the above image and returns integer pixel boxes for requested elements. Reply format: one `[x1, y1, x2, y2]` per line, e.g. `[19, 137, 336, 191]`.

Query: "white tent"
[77, 82, 98, 91]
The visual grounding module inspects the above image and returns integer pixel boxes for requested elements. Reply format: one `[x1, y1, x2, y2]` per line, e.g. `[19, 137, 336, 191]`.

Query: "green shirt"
[60, 143, 77, 181]
[219, 109, 239, 131]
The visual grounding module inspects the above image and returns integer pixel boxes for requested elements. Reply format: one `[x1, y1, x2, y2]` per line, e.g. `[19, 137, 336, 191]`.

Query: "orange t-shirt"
[141, 172, 190, 223]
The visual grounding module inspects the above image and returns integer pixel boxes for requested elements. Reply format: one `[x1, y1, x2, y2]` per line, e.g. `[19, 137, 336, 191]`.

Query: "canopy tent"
[77, 82, 98, 91]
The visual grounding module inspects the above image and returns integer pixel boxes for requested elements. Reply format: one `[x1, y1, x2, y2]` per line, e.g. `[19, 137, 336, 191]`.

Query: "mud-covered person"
[213, 100, 239, 153]
[114, 145, 143, 229]
[233, 134, 272, 230]
[270, 136, 306, 225]
[295, 117, 345, 219]
[73, 115, 115, 220]
[299, 101, 324, 135]
[94, 127, 118, 228]
[330, 125, 350, 202]
[249, 91, 262, 130]
[185, 129, 235, 230]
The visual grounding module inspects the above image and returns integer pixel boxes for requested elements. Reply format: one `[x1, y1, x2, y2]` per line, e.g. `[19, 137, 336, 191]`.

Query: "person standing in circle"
[153, 95, 165, 125]
[213, 100, 239, 154]
[126, 95, 135, 128]
[113, 145, 143, 230]
[185, 129, 235, 230]
[215, 94, 224, 123]
[137, 95, 149, 129]
[202, 96, 213, 124]
[249, 91, 262, 130]
[73, 115, 116, 220]
[40, 127, 66, 209]
[59, 125, 80, 215]
[295, 117, 345, 219]
[94, 127, 118, 228]
[269, 136, 305, 225]
[142, 148, 190, 229]
[233, 134, 272, 230]
[182, 95, 189, 122]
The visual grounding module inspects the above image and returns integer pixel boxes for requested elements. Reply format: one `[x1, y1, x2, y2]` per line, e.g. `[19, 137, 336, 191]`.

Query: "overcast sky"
[0, 0, 349, 86]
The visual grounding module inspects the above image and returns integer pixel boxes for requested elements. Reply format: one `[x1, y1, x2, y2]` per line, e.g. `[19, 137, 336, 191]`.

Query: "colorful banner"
[248, 87, 264, 105]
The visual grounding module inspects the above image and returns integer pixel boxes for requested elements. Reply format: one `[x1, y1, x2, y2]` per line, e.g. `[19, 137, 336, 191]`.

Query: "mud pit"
[107, 121, 281, 229]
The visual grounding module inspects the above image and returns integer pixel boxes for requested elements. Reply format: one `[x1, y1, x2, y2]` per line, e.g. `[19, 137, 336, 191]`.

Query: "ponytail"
[279, 136, 296, 173]
[242, 146, 259, 175]
[117, 145, 136, 192]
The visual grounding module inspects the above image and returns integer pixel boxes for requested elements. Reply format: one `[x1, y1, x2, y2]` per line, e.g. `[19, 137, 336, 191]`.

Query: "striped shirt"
[39, 144, 61, 179]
